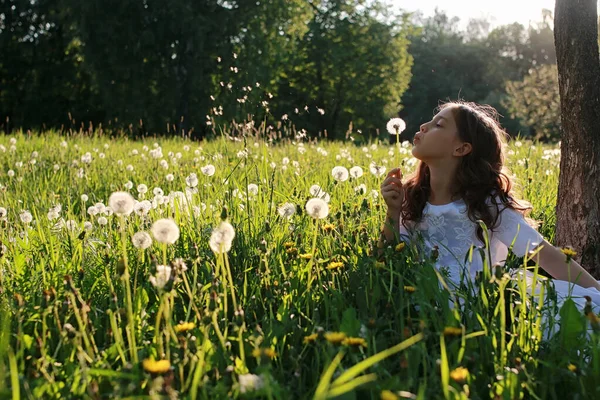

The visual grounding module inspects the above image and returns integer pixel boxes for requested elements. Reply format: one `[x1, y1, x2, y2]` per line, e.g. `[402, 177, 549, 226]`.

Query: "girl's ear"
[453, 142, 472, 157]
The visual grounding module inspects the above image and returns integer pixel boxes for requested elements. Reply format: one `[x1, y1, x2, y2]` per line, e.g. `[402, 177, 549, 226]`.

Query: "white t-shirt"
[398, 197, 544, 288]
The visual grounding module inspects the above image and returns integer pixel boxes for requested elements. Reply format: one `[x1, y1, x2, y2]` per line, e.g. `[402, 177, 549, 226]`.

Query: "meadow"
[0, 128, 597, 400]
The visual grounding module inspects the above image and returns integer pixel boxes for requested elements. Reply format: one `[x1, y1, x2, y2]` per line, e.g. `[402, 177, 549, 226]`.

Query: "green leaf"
[559, 298, 586, 347]
[340, 308, 361, 337]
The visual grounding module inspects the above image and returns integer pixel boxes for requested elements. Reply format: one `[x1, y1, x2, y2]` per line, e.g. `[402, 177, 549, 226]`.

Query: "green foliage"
[503, 64, 561, 141]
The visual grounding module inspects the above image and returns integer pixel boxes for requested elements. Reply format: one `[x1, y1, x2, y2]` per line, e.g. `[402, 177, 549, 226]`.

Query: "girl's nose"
[420, 123, 427, 133]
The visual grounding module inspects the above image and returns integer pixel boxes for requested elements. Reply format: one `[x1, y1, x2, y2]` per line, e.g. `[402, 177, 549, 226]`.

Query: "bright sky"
[389, 0, 557, 28]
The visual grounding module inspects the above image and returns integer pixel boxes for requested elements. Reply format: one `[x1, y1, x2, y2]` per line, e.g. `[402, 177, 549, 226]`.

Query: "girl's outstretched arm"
[534, 240, 600, 291]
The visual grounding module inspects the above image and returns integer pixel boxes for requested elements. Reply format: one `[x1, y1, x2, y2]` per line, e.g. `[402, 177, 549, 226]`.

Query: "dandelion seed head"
[151, 218, 180, 244]
[331, 166, 349, 182]
[19, 210, 32, 224]
[149, 264, 172, 289]
[305, 198, 329, 219]
[108, 191, 135, 216]
[132, 231, 153, 249]
[201, 164, 216, 176]
[185, 173, 198, 188]
[278, 202, 296, 219]
[386, 118, 406, 135]
[209, 221, 236, 254]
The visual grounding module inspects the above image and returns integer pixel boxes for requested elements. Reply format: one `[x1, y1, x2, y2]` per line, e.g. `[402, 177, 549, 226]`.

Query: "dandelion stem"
[120, 216, 138, 363]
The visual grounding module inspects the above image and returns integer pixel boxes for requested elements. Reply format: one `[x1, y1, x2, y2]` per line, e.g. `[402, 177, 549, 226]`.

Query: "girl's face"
[411, 106, 471, 162]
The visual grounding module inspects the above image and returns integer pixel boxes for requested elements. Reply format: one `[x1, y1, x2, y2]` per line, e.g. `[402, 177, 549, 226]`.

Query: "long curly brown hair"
[400, 101, 534, 243]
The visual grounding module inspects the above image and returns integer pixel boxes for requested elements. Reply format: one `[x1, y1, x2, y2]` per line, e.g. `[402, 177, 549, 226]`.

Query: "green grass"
[0, 131, 597, 399]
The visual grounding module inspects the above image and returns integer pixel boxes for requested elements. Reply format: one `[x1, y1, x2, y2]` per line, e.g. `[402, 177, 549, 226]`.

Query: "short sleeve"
[494, 207, 543, 257]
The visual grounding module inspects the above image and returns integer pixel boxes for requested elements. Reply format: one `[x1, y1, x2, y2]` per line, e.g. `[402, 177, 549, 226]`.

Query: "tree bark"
[554, 0, 600, 277]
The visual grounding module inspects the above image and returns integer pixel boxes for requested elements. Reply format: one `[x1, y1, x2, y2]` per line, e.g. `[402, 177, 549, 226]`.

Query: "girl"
[378, 101, 600, 330]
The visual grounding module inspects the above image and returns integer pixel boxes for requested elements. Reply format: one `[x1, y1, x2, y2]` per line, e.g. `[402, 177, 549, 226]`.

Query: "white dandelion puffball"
[386, 118, 406, 135]
[97, 216, 108, 225]
[349, 166, 363, 179]
[132, 231, 153, 249]
[20, 210, 33, 224]
[0, 207, 7, 219]
[309, 184, 323, 197]
[185, 173, 198, 188]
[166, 173, 175, 182]
[278, 202, 296, 219]
[151, 218, 180, 244]
[369, 161, 386, 177]
[108, 191, 135, 216]
[247, 183, 259, 196]
[331, 166, 349, 182]
[209, 221, 236, 254]
[149, 264, 172, 289]
[81, 194, 89, 202]
[201, 164, 216, 176]
[137, 184, 148, 194]
[354, 184, 367, 194]
[305, 198, 329, 219]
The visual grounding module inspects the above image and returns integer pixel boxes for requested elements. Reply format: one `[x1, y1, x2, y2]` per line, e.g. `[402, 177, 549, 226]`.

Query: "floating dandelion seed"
[132, 231, 152, 249]
[151, 219, 180, 244]
[386, 118, 406, 135]
[305, 198, 329, 219]
[331, 166, 349, 182]
[277, 202, 296, 219]
[209, 221, 236, 254]
[108, 191, 135, 216]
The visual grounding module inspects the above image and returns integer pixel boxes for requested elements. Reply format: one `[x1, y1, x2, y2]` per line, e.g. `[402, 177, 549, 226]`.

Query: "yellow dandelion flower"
[380, 390, 399, 400]
[342, 337, 367, 347]
[560, 247, 577, 258]
[568, 364, 577, 372]
[324, 331, 347, 344]
[283, 241, 295, 249]
[404, 286, 416, 293]
[286, 247, 298, 255]
[252, 348, 277, 359]
[263, 348, 277, 359]
[142, 358, 171, 374]
[303, 333, 319, 344]
[374, 260, 386, 269]
[326, 261, 344, 270]
[395, 242, 406, 252]
[449, 366, 469, 383]
[299, 253, 312, 259]
[443, 326, 462, 337]
[322, 223, 336, 232]
[174, 322, 195, 334]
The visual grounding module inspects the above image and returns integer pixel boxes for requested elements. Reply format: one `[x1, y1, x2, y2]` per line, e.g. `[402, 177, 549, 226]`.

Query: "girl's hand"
[380, 168, 404, 217]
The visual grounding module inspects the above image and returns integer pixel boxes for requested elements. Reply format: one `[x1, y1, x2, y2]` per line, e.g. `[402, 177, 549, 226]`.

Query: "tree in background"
[398, 9, 557, 141]
[554, 0, 600, 277]
[0, 0, 95, 132]
[503, 64, 560, 141]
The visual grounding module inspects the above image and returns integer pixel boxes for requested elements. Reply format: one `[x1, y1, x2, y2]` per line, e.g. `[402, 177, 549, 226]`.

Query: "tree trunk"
[554, 0, 600, 277]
